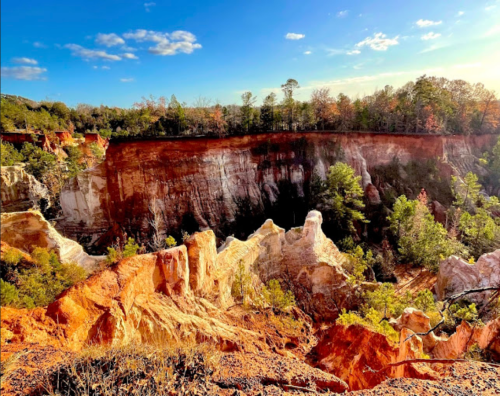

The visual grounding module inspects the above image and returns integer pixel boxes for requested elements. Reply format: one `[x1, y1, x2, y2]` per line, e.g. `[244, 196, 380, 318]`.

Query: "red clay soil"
[394, 265, 437, 297]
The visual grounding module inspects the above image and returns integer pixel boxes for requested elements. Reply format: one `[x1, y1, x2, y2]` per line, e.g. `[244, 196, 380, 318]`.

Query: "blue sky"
[1, 0, 500, 107]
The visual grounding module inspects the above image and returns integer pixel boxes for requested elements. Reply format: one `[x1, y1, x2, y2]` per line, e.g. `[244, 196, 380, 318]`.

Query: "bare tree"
[148, 197, 166, 252]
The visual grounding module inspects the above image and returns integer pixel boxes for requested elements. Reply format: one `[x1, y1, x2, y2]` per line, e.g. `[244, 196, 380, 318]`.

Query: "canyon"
[58, 132, 497, 250]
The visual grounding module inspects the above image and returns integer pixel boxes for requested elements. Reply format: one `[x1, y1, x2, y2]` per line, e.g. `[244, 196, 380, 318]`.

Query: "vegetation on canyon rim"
[1, 75, 499, 138]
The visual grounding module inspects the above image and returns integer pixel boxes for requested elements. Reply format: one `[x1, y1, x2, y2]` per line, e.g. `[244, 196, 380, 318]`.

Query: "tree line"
[1, 75, 499, 139]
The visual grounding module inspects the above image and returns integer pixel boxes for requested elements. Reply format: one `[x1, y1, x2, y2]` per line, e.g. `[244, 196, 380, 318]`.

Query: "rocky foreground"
[1, 210, 499, 395]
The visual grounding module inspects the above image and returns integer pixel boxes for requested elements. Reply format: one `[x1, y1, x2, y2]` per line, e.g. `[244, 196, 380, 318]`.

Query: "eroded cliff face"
[59, 132, 497, 248]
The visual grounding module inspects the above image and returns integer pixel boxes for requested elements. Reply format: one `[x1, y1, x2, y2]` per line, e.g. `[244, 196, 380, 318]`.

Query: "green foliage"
[337, 308, 400, 344]
[452, 172, 481, 211]
[342, 245, 374, 286]
[319, 163, 366, 235]
[458, 208, 500, 258]
[89, 142, 105, 161]
[0, 247, 87, 308]
[165, 236, 177, 248]
[413, 289, 437, 313]
[0, 141, 25, 166]
[449, 302, 478, 323]
[0, 279, 19, 307]
[389, 193, 467, 271]
[231, 260, 253, 305]
[261, 279, 295, 312]
[2, 248, 23, 266]
[20, 142, 57, 180]
[64, 146, 86, 178]
[106, 238, 140, 265]
[363, 283, 410, 319]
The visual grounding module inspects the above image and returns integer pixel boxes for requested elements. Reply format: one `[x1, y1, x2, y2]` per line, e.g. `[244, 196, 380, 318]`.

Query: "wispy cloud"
[347, 49, 361, 55]
[421, 32, 441, 40]
[1, 66, 48, 80]
[285, 33, 305, 40]
[123, 29, 202, 55]
[65, 44, 122, 61]
[456, 11, 465, 17]
[355, 32, 399, 51]
[33, 41, 47, 48]
[120, 78, 134, 82]
[12, 57, 38, 65]
[485, 5, 497, 11]
[93, 65, 111, 70]
[416, 19, 442, 28]
[122, 52, 139, 59]
[95, 33, 125, 47]
[337, 10, 348, 18]
[304, 51, 312, 55]
[144, 2, 156, 12]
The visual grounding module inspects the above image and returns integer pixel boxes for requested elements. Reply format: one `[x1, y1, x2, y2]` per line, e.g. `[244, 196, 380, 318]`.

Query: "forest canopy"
[1, 75, 499, 139]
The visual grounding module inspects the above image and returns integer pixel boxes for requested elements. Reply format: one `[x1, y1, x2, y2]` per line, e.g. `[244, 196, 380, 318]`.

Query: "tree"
[459, 208, 500, 258]
[336, 93, 355, 132]
[389, 191, 467, 271]
[231, 260, 253, 305]
[20, 142, 57, 180]
[311, 88, 334, 130]
[1, 141, 24, 166]
[260, 93, 277, 131]
[240, 92, 256, 132]
[281, 79, 299, 130]
[0, 279, 19, 307]
[451, 172, 481, 211]
[318, 163, 366, 235]
[262, 279, 295, 312]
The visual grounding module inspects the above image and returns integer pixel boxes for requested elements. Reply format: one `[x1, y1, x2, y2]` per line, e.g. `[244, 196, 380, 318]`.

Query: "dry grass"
[37, 342, 221, 396]
[0, 349, 30, 384]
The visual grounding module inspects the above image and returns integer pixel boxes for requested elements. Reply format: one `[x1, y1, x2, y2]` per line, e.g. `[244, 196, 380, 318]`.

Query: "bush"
[0, 141, 24, 166]
[106, 237, 141, 265]
[165, 236, 177, 248]
[337, 308, 400, 344]
[0, 279, 19, 306]
[2, 247, 23, 266]
[231, 260, 253, 305]
[261, 279, 295, 312]
[1, 247, 87, 308]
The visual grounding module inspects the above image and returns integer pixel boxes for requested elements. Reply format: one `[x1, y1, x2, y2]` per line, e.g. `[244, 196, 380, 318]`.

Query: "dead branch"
[377, 358, 500, 373]
[445, 285, 500, 304]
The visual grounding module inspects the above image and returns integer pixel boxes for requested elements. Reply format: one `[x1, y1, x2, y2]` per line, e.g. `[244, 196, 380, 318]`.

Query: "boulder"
[430, 200, 447, 224]
[0, 211, 103, 271]
[436, 250, 500, 304]
[365, 183, 382, 205]
[1, 166, 50, 212]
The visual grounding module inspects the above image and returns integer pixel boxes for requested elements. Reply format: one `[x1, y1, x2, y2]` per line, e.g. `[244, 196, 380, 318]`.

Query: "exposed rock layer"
[0, 211, 102, 271]
[59, 132, 497, 247]
[1, 166, 50, 212]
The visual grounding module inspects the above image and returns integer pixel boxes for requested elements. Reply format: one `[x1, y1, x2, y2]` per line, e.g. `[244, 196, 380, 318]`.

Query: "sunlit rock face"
[58, 132, 496, 248]
[1, 166, 50, 212]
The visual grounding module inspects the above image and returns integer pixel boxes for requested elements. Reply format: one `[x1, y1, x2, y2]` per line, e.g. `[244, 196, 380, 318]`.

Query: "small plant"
[337, 308, 400, 343]
[2, 247, 23, 266]
[106, 237, 140, 265]
[182, 231, 191, 242]
[413, 289, 437, 313]
[449, 301, 479, 323]
[0, 279, 19, 307]
[165, 235, 177, 248]
[261, 279, 295, 312]
[231, 260, 253, 306]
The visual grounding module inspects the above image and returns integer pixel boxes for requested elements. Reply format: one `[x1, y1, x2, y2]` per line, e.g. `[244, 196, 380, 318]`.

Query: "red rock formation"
[309, 324, 438, 390]
[59, 132, 497, 248]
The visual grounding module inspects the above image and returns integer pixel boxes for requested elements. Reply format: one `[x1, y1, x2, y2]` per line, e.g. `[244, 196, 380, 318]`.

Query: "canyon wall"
[58, 132, 497, 248]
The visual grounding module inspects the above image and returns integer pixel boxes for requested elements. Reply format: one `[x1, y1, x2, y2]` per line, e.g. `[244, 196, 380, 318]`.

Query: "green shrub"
[261, 279, 295, 312]
[2, 248, 23, 266]
[337, 308, 400, 344]
[106, 237, 140, 265]
[0, 141, 24, 166]
[231, 260, 253, 305]
[0, 279, 19, 306]
[165, 236, 177, 248]
[413, 289, 437, 313]
[1, 247, 87, 308]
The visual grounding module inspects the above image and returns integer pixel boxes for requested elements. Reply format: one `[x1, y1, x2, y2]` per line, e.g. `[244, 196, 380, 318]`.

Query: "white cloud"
[285, 33, 305, 40]
[33, 41, 47, 48]
[421, 32, 441, 40]
[12, 57, 38, 65]
[144, 2, 156, 11]
[122, 52, 139, 59]
[485, 5, 497, 11]
[95, 33, 125, 47]
[337, 10, 348, 18]
[65, 44, 122, 61]
[123, 29, 202, 55]
[121, 45, 137, 52]
[355, 32, 399, 51]
[326, 48, 346, 56]
[102, 65, 111, 70]
[416, 19, 443, 28]
[457, 11, 464, 16]
[304, 51, 312, 55]
[92, 65, 98, 69]
[347, 49, 361, 55]
[1, 66, 48, 80]
[120, 78, 134, 82]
